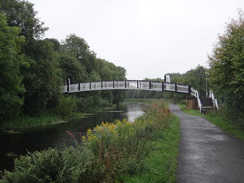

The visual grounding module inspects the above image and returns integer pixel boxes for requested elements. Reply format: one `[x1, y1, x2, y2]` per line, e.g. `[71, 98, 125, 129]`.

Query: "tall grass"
[122, 114, 180, 183]
[0, 113, 62, 131]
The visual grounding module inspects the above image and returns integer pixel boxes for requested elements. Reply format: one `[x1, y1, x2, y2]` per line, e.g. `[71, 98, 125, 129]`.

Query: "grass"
[178, 104, 244, 141]
[0, 111, 91, 132]
[121, 114, 180, 183]
[0, 113, 64, 132]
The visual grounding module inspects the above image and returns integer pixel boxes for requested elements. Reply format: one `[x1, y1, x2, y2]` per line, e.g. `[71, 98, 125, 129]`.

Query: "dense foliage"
[0, 0, 126, 122]
[208, 10, 244, 124]
[0, 100, 172, 183]
[0, 14, 25, 121]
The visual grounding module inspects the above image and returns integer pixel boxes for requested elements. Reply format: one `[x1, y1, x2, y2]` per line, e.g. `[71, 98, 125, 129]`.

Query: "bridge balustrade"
[63, 80, 190, 94]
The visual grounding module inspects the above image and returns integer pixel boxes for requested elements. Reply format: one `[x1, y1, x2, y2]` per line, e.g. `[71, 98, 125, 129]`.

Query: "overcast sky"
[28, 0, 243, 80]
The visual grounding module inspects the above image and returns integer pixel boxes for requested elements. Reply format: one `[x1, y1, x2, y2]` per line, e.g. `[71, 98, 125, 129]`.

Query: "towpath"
[169, 103, 244, 183]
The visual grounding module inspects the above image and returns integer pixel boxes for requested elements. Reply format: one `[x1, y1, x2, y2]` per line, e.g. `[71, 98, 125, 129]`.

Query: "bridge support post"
[162, 82, 165, 91]
[175, 83, 177, 92]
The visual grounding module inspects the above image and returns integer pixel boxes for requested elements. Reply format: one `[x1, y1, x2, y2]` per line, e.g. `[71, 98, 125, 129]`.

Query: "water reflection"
[124, 102, 145, 122]
[0, 102, 145, 171]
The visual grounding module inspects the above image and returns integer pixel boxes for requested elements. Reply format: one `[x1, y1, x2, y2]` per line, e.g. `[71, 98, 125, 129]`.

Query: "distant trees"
[208, 10, 244, 118]
[0, 0, 126, 122]
[127, 65, 208, 101]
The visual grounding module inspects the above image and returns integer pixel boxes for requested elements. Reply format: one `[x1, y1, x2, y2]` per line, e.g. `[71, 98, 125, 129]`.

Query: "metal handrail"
[191, 87, 202, 113]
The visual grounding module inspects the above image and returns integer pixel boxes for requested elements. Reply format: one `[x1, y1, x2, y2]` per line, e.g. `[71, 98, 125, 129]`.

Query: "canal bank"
[0, 102, 146, 171]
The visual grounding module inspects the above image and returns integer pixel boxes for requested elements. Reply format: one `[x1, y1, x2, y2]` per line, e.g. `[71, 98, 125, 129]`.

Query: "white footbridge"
[63, 80, 191, 94]
[63, 78, 218, 114]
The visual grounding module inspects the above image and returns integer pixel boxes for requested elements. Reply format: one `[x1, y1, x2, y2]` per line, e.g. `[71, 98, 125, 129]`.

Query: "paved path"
[169, 104, 244, 183]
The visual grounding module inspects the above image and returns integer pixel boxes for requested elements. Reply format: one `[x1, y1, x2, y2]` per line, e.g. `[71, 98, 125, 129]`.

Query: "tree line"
[127, 65, 208, 101]
[0, 0, 126, 122]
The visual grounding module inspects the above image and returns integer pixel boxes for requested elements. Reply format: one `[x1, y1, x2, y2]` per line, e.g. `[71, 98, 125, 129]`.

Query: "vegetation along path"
[169, 103, 244, 183]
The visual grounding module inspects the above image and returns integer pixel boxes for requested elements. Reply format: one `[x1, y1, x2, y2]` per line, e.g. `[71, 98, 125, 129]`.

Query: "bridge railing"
[191, 87, 202, 113]
[63, 80, 190, 94]
[209, 89, 219, 109]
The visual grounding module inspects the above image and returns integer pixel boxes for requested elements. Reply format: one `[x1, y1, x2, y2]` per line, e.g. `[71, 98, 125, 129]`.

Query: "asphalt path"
[169, 103, 244, 183]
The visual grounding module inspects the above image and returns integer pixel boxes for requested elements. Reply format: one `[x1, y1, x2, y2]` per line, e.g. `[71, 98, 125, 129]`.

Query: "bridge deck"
[63, 80, 190, 94]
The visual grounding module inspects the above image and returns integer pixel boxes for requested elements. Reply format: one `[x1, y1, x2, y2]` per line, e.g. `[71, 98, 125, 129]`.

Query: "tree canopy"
[0, 13, 25, 121]
[208, 9, 244, 113]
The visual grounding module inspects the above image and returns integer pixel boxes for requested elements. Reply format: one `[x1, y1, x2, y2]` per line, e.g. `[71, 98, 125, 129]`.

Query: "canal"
[0, 102, 145, 171]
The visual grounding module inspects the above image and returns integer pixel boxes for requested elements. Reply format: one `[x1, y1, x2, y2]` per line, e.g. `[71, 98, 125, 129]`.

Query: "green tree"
[208, 10, 244, 113]
[62, 34, 96, 76]
[58, 53, 87, 83]
[23, 39, 61, 115]
[0, 13, 25, 121]
[1, 0, 48, 40]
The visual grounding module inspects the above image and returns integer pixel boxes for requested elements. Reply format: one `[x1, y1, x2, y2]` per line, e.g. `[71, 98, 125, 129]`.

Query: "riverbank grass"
[121, 114, 180, 183]
[0, 113, 62, 131]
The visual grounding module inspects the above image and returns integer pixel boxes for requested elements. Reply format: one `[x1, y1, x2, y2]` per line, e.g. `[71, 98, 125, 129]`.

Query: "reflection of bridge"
[63, 80, 190, 94]
[63, 80, 218, 114]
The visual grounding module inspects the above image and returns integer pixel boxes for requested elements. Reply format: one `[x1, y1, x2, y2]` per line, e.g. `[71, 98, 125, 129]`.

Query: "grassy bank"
[0, 113, 63, 132]
[0, 99, 180, 183]
[122, 114, 180, 183]
[0, 111, 92, 132]
[179, 104, 244, 141]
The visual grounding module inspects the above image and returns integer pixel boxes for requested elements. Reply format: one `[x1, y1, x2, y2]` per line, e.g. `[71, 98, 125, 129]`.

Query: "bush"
[82, 99, 171, 181]
[0, 147, 104, 183]
[53, 96, 77, 119]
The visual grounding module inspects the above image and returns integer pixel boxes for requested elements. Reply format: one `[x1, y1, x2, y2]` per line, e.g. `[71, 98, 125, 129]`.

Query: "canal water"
[0, 102, 145, 171]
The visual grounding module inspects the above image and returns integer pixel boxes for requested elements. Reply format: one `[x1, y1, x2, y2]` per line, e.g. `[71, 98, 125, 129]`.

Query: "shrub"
[53, 96, 77, 119]
[82, 99, 171, 182]
[0, 147, 104, 183]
